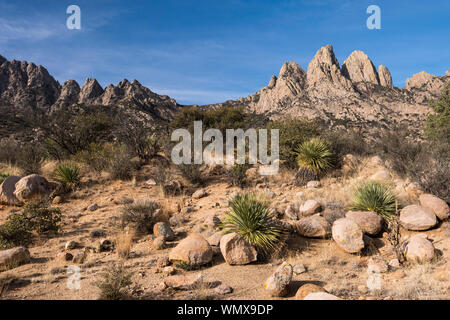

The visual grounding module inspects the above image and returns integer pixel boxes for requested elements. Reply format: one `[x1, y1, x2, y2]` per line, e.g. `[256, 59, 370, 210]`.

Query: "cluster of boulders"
[0, 174, 58, 206]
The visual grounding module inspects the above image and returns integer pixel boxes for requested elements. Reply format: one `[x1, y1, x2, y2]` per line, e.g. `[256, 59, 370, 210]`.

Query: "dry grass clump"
[95, 262, 135, 300]
[115, 231, 134, 259]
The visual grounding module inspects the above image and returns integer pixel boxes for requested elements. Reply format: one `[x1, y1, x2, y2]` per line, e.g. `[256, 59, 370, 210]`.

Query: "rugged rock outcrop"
[54, 80, 80, 108]
[0, 58, 61, 109]
[378, 65, 393, 87]
[208, 44, 448, 132]
[341, 50, 379, 85]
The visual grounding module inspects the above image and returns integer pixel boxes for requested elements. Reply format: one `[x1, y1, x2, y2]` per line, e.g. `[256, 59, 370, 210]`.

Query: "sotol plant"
[221, 193, 283, 255]
[53, 162, 81, 191]
[348, 181, 397, 221]
[296, 137, 333, 175]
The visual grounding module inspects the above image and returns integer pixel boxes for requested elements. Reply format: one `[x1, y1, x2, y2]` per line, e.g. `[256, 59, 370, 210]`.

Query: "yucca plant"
[348, 181, 397, 221]
[53, 162, 81, 191]
[296, 137, 333, 175]
[221, 193, 283, 255]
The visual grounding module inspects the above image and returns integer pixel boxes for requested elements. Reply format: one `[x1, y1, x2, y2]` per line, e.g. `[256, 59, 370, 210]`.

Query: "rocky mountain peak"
[306, 44, 353, 91]
[341, 50, 379, 85]
[0, 57, 60, 109]
[79, 78, 104, 103]
[54, 80, 81, 108]
[378, 65, 393, 87]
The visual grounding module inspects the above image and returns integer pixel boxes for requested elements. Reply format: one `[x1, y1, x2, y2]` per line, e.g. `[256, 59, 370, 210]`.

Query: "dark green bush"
[177, 163, 204, 186]
[229, 164, 248, 188]
[0, 200, 61, 249]
[266, 118, 321, 168]
[425, 84, 450, 153]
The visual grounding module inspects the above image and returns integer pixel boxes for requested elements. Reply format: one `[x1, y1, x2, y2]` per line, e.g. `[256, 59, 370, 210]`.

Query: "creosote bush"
[229, 164, 248, 188]
[348, 181, 397, 221]
[121, 200, 161, 235]
[177, 163, 204, 186]
[0, 200, 61, 249]
[221, 193, 283, 255]
[95, 262, 134, 300]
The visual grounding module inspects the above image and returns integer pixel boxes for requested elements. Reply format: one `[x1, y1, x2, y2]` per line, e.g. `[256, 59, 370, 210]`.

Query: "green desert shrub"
[121, 200, 161, 235]
[349, 181, 397, 221]
[53, 162, 81, 191]
[267, 118, 321, 168]
[0, 211, 33, 249]
[296, 137, 333, 176]
[177, 163, 204, 186]
[221, 193, 283, 255]
[229, 164, 248, 188]
[0, 173, 9, 185]
[73, 143, 116, 173]
[0, 200, 61, 248]
[425, 84, 450, 152]
[95, 262, 134, 300]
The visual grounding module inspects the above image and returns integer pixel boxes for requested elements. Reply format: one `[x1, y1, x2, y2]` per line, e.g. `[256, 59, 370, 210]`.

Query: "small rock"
[388, 258, 400, 268]
[52, 196, 63, 204]
[65, 240, 79, 250]
[164, 274, 203, 290]
[294, 215, 331, 238]
[220, 233, 257, 265]
[370, 170, 390, 181]
[293, 263, 306, 274]
[405, 235, 435, 263]
[57, 252, 73, 261]
[88, 203, 99, 212]
[0, 247, 31, 270]
[169, 234, 213, 266]
[304, 292, 342, 300]
[306, 181, 321, 188]
[419, 194, 449, 220]
[295, 283, 325, 300]
[72, 251, 86, 264]
[98, 239, 114, 252]
[153, 237, 166, 250]
[214, 284, 233, 295]
[207, 231, 223, 246]
[332, 218, 365, 253]
[263, 262, 293, 297]
[145, 178, 157, 186]
[90, 229, 106, 238]
[399, 205, 437, 231]
[13, 174, 55, 202]
[162, 266, 176, 275]
[205, 215, 221, 228]
[156, 256, 170, 268]
[192, 189, 207, 199]
[345, 211, 383, 235]
[299, 200, 322, 216]
[169, 214, 186, 227]
[153, 222, 175, 241]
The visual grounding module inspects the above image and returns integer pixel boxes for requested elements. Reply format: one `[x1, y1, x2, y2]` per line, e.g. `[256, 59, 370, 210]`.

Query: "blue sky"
[0, 0, 449, 104]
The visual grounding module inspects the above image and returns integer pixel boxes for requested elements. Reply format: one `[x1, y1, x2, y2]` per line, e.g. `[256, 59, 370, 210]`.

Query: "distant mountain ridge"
[0, 45, 449, 132]
[206, 45, 449, 130]
[0, 55, 179, 122]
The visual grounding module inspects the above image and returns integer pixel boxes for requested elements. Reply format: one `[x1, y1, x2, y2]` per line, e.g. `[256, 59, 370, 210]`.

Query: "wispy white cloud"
[0, 18, 63, 43]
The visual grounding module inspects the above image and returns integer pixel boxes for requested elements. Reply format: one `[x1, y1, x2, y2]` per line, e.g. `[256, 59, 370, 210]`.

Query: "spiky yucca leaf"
[221, 193, 283, 254]
[296, 138, 333, 175]
[349, 181, 397, 221]
[53, 162, 81, 190]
